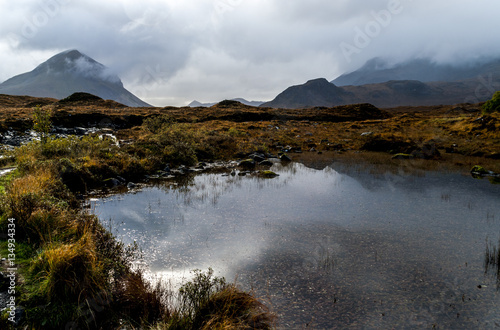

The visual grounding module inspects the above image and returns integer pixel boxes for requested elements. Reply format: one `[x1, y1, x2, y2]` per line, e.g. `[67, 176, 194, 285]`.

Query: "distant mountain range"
[262, 57, 500, 109]
[188, 98, 264, 107]
[331, 57, 500, 86]
[0, 50, 151, 107]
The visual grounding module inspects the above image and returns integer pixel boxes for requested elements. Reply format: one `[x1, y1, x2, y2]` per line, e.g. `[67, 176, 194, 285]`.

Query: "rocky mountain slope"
[0, 50, 150, 107]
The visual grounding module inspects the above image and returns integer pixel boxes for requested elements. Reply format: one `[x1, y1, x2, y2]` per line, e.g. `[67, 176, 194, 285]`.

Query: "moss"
[259, 170, 279, 178]
[392, 153, 413, 160]
[471, 165, 489, 175]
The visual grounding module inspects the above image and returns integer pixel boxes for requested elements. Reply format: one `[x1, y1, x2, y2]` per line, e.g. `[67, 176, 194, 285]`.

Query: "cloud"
[69, 56, 121, 84]
[1, 0, 500, 106]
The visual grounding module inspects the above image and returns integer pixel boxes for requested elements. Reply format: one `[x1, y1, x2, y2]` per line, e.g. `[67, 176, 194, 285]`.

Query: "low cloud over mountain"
[0, 50, 150, 107]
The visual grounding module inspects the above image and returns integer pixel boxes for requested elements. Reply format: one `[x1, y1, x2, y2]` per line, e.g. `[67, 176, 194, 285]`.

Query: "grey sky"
[1, 0, 499, 106]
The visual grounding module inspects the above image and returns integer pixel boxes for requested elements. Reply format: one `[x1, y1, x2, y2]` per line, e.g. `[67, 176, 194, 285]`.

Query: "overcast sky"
[1, 0, 500, 106]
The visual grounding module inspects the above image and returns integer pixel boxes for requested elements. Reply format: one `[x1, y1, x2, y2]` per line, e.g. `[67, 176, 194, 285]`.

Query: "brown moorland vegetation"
[0, 93, 498, 328]
[0, 93, 498, 172]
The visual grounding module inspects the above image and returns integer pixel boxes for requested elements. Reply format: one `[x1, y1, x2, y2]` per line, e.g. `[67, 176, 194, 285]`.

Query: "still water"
[91, 160, 500, 329]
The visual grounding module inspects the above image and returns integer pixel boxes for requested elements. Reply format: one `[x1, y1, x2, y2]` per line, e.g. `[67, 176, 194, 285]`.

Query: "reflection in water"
[485, 238, 500, 289]
[92, 161, 500, 329]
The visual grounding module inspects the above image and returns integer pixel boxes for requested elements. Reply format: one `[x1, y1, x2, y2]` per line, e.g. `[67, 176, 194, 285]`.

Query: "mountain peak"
[0, 50, 151, 107]
[34, 49, 119, 84]
[305, 78, 331, 85]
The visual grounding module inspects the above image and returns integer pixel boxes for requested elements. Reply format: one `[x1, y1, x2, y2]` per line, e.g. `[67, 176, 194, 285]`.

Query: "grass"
[160, 268, 275, 329]
[0, 114, 275, 328]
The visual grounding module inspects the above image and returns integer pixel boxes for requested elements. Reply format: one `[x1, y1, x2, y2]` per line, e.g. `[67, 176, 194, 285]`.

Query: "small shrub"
[178, 268, 227, 319]
[144, 114, 176, 134]
[228, 127, 246, 137]
[168, 268, 275, 329]
[32, 105, 53, 146]
[482, 91, 500, 114]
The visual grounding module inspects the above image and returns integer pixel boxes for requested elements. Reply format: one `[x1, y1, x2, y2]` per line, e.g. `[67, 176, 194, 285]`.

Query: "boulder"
[238, 159, 256, 169]
[280, 154, 292, 162]
[259, 160, 274, 167]
[249, 153, 266, 163]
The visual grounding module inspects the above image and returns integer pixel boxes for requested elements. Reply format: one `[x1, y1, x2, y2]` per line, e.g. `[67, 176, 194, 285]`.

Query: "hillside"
[262, 76, 500, 109]
[0, 50, 151, 107]
[188, 98, 264, 107]
[332, 57, 500, 86]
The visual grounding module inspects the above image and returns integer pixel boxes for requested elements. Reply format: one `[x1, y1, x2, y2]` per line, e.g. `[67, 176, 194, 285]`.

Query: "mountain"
[262, 57, 500, 109]
[188, 98, 264, 107]
[260, 78, 354, 108]
[0, 50, 151, 107]
[332, 57, 500, 86]
[262, 77, 500, 109]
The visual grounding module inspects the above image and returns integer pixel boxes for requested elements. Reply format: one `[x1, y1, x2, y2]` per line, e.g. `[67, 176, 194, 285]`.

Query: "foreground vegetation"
[0, 92, 499, 328]
[0, 110, 275, 328]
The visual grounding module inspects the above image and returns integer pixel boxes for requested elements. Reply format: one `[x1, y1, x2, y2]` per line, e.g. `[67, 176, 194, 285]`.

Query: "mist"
[1, 0, 500, 106]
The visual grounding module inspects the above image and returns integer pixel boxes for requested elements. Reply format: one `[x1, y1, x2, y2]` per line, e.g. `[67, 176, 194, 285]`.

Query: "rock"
[104, 178, 122, 188]
[127, 182, 137, 189]
[486, 152, 500, 160]
[249, 153, 266, 163]
[361, 134, 417, 154]
[259, 170, 279, 178]
[259, 160, 274, 167]
[238, 159, 256, 169]
[445, 144, 458, 153]
[392, 153, 413, 160]
[471, 165, 490, 176]
[409, 142, 440, 159]
[280, 154, 292, 162]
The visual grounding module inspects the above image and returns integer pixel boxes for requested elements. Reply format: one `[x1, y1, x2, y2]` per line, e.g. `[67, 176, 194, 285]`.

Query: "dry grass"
[29, 227, 105, 303]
